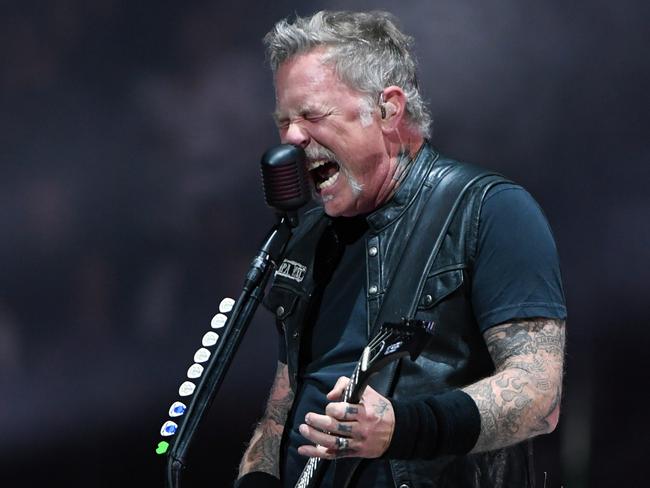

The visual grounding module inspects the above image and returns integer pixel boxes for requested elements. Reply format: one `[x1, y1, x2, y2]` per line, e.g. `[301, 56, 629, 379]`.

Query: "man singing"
[236, 10, 566, 488]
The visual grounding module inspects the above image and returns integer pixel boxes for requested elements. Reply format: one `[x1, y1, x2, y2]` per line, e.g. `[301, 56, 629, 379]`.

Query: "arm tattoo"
[238, 362, 295, 477]
[463, 318, 565, 452]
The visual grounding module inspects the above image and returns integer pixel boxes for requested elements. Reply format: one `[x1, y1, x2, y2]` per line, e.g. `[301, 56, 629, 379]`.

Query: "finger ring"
[336, 437, 349, 450]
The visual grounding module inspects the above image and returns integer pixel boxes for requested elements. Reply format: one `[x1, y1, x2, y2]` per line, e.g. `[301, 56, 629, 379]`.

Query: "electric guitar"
[294, 318, 435, 488]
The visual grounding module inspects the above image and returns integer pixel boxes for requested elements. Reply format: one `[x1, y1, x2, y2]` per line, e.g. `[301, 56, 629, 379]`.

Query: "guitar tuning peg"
[219, 297, 235, 313]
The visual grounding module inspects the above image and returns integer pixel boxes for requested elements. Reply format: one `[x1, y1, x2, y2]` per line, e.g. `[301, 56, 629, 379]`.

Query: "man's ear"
[379, 86, 407, 132]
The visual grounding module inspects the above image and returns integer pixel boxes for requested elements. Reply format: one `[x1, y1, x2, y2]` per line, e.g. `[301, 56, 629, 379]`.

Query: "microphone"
[260, 144, 311, 217]
[244, 144, 310, 288]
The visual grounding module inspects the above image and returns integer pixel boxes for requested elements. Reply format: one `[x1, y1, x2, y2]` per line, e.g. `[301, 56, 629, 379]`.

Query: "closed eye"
[302, 111, 329, 123]
[273, 109, 331, 130]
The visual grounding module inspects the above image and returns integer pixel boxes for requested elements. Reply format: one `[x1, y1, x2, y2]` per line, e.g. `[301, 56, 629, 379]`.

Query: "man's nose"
[282, 123, 310, 148]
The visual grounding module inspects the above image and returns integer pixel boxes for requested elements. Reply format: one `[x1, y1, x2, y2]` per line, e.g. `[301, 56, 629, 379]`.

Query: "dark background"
[1, 1, 648, 486]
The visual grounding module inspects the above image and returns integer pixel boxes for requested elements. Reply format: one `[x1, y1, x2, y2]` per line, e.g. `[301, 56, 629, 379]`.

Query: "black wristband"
[234, 472, 281, 488]
[386, 389, 481, 459]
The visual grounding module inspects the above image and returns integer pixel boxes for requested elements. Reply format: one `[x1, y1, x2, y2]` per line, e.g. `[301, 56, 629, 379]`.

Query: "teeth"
[308, 160, 328, 171]
[317, 171, 339, 190]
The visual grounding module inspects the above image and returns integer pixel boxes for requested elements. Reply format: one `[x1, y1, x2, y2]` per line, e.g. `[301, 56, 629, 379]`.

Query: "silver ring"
[336, 437, 349, 450]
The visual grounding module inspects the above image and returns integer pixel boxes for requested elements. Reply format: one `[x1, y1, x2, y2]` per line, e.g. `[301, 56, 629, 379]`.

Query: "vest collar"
[366, 142, 439, 231]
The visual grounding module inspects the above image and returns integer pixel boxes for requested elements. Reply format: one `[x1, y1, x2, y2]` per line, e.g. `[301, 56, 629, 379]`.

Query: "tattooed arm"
[296, 319, 565, 460]
[238, 361, 295, 478]
[462, 317, 566, 452]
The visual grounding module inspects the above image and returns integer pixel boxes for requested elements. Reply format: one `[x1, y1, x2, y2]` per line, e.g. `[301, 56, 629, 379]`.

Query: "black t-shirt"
[279, 184, 567, 487]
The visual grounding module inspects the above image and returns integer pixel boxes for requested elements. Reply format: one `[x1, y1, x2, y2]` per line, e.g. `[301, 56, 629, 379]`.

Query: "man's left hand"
[297, 376, 394, 459]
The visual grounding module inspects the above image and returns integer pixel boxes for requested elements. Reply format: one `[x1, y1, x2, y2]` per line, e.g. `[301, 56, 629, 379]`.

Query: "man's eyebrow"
[272, 110, 284, 123]
[299, 103, 327, 115]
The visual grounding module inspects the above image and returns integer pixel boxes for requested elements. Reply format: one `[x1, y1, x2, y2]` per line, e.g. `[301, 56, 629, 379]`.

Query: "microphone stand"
[165, 212, 297, 488]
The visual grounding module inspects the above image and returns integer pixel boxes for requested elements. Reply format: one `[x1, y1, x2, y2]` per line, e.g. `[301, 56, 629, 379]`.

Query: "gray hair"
[263, 10, 431, 137]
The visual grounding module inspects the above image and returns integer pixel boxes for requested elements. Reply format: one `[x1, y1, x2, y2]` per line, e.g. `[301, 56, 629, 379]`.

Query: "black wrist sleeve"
[234, 472, 281, 488]
[385, 389, 481, 459]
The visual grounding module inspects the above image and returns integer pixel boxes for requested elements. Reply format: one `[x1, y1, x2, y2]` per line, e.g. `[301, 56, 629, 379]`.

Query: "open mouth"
[308, 159, 340, 192]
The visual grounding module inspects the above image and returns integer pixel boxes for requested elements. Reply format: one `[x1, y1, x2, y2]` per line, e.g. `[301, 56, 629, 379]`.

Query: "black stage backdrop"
[1, 1, 648, 487]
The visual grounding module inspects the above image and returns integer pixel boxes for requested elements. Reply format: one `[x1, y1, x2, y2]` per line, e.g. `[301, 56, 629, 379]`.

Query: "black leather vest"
[264, 144, 535, 488]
